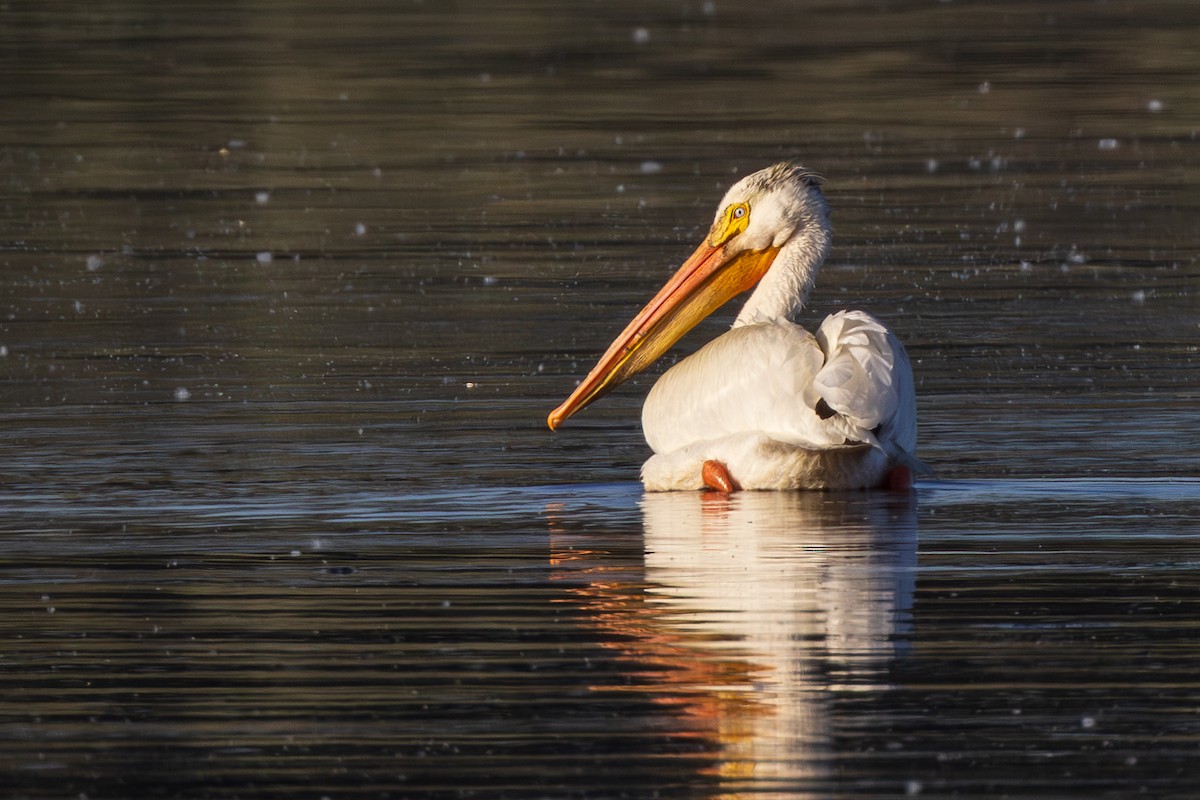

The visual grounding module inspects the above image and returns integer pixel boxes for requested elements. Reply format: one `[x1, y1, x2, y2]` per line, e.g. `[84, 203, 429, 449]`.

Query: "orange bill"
[547, 239, 781, 430]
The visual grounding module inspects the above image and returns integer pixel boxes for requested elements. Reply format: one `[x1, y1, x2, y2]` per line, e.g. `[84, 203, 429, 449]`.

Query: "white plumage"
[642, 310, 918, 490]
[548, 161, 926, 491]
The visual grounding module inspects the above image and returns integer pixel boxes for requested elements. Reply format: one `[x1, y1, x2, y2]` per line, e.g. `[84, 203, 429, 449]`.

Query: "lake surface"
[2, 1, 1198, 797]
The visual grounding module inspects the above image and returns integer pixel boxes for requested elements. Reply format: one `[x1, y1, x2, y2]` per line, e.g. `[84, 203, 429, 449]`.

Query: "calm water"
[2, 1, 1199, 798]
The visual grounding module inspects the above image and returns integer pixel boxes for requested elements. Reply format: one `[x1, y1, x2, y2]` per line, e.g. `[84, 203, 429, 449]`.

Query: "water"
[2, 1, 1199, 797]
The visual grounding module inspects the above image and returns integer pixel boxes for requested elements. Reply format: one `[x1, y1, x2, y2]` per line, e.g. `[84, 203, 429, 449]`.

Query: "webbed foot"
[701, 460, 741, 494]
[885, 465, 913, 492]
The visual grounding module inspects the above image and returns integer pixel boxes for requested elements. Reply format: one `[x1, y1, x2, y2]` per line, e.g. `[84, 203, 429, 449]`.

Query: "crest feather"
[768, 160, 824, 188]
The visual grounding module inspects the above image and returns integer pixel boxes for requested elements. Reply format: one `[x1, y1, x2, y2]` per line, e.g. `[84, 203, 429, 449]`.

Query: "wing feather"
[815, 309, 919, 460]
[814, 310, 898, 429]
[643, 310, 921, 468]
[643, 322, 834, 455]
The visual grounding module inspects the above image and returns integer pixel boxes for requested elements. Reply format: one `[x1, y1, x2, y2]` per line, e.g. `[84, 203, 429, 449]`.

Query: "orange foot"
[702, 460, 741, 494]
[885, 465, 913, 492]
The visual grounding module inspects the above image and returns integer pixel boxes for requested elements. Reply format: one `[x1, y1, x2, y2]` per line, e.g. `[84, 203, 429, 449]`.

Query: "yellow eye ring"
[710, 202, 751, 246]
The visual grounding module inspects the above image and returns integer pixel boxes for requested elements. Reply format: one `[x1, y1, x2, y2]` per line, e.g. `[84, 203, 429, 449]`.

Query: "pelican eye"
[709, 201, 751, 246]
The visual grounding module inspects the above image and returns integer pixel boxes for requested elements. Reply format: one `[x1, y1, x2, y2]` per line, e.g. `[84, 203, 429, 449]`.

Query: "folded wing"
[642, 309, 918, 464]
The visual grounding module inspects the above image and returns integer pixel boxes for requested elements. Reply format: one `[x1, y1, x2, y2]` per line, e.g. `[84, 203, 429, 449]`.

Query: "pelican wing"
[643, 310, 918, 462]
[643, 322, 839, 455]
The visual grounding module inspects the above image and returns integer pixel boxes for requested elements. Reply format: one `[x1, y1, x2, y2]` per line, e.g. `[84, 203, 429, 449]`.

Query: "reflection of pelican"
[641, 492, 917, 796]
[548, 162, 925, 492]
[640, 492, 916, 667]
[548, 492, 918, 798]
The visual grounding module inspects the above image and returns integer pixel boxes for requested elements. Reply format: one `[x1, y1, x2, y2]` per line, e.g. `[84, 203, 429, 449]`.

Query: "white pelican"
[547, 162, 926, 492]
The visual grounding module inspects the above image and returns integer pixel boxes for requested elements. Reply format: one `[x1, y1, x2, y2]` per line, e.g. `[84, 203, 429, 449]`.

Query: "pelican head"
[548, 162, 831, 431]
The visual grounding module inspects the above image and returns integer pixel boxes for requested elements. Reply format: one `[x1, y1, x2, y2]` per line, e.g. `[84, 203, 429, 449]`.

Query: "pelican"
[547, 162, 926, 492]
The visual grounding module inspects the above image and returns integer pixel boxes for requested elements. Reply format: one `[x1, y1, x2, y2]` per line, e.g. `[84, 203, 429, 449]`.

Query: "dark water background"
[2, 1, 1198, 797]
